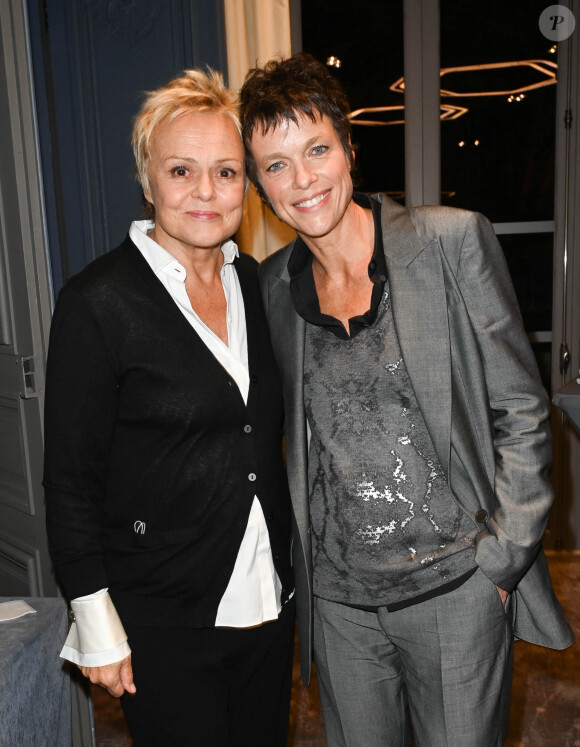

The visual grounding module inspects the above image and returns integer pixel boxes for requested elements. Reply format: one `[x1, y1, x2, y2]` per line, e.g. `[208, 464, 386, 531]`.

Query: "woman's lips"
[187, 211, 220, 220]
[293, 189, 331, 210]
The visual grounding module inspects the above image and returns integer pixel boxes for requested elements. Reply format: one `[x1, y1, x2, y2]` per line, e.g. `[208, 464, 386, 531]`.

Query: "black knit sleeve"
[43, 284, 119, 600]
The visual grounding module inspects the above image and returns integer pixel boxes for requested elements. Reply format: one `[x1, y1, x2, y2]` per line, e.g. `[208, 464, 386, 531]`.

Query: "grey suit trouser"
[313, 569, 513, 747]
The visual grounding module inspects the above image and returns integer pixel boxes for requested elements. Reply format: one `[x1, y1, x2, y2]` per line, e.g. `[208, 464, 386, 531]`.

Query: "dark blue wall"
[28, 0, 227, 294]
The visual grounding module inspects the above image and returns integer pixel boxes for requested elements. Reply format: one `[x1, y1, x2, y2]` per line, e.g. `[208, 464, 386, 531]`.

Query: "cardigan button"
[248, 473, 256, 482]
[475, 509, 488, 523]
[244, 424, 252, 433]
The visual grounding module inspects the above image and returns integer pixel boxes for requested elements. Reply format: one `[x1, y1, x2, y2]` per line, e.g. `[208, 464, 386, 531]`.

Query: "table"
[0, 597, 71, 746]
[553, 377, 580, 435]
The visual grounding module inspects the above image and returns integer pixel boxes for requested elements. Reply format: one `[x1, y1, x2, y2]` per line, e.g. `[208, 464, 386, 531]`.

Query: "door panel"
[0, 0, 55, 598]
[0, 394, 35, 515]
[0, 535, 41, 596]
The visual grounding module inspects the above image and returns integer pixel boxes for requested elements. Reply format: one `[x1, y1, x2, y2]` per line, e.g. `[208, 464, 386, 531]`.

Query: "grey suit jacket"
[260, 194, 574, 684]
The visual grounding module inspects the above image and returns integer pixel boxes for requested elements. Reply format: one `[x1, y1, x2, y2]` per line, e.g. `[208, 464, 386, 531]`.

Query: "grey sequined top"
[304, 282, 478, 608]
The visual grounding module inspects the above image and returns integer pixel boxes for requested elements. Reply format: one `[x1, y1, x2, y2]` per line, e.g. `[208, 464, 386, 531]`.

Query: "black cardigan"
[44, 236, 293, 627]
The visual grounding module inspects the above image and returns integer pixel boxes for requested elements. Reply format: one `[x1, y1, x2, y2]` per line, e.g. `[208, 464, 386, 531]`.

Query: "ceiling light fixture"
[348, 102, 469, 126]
[390, 59, 557, 97]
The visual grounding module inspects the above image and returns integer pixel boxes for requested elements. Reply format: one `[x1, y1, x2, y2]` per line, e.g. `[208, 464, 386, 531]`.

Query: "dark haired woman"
[240, 53, 572, 747]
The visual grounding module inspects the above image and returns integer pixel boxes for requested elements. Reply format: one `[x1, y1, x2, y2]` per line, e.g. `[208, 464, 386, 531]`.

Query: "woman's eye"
[312, 145, 328, 156]
[172, 166, 188, 177]
[266, 161, 283, 173]
[218, 168, 236, 178]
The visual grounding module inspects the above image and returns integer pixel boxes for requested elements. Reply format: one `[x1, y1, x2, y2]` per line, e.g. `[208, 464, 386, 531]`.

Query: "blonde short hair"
[132, 68, 241, 196]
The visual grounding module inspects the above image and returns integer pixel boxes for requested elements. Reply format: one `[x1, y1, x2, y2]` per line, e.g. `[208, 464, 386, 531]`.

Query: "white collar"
[130, 220, 239, 282]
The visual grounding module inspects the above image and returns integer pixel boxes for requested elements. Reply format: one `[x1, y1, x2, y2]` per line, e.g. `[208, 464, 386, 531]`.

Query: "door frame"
[550, 7, 580, 550]
[1, 1, 94, 743]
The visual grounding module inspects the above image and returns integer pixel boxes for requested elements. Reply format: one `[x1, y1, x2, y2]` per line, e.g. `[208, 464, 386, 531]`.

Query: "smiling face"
[145, 110, 245, 259]
[249, 112, 355, 246]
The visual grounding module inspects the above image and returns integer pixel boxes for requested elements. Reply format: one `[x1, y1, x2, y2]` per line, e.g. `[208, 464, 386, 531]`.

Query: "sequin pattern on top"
[304, 286, 477, 608]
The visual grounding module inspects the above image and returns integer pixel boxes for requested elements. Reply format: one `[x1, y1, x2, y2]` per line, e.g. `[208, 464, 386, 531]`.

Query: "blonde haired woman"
[44, 69, 294, 746]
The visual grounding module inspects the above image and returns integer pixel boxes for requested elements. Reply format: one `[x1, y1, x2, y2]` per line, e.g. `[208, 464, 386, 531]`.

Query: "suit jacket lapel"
[379, 197, 452, 476]
[265, 256, 311, 551]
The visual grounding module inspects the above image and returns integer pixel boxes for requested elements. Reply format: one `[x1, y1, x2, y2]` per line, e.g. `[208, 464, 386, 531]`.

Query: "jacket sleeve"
[44, 285, 119, 600]
[455, 212, 553, 591]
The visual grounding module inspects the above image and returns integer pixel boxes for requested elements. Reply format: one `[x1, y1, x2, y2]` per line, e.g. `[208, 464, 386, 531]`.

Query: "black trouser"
[121, 598, 295, 746]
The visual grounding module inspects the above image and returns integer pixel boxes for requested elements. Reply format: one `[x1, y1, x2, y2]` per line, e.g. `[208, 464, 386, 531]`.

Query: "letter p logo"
[539, 6, 575, 41]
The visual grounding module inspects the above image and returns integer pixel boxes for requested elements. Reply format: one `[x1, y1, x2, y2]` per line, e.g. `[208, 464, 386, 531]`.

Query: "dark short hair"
[240, 53, 353, 203]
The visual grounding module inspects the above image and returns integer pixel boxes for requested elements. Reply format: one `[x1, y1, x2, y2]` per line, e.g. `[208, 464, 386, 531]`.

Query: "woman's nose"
[293, 162, 317, 190]
[194, 171, 216, 200]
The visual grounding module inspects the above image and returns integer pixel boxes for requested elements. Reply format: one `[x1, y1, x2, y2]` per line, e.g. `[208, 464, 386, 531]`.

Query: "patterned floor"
[92, 552, 580, 746]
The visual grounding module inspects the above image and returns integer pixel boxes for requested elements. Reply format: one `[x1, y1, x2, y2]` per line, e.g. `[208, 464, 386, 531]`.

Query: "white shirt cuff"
[60, 589, 131, 667]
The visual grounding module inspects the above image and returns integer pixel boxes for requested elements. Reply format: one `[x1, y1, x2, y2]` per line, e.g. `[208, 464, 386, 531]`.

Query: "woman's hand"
[496, 586, 509, 606]
[79, 655, 136, 698]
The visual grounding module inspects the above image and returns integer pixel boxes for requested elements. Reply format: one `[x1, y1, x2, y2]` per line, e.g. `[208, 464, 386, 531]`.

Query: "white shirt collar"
[129, 220, 239, 282]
